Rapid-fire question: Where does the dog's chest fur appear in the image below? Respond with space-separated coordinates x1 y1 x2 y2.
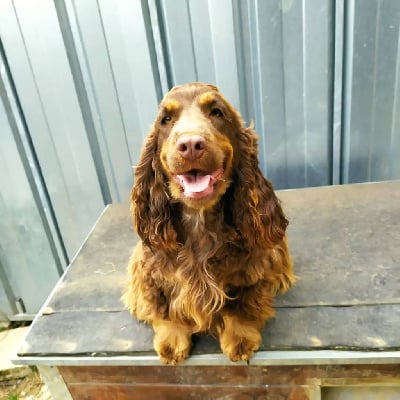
145 209 274 330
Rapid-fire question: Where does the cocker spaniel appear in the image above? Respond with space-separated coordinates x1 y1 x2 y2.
123 82 295 364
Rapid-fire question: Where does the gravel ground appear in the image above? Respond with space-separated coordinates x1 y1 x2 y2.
0 366 52 400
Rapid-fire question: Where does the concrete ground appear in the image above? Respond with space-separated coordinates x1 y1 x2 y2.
0 324 29 371
0 324 50 400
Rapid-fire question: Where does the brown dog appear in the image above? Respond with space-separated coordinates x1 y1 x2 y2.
122 82 295 364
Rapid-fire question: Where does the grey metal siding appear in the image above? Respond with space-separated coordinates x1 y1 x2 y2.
342 0 400 183
0 0 399 319
61 0 163 202
0 54 61 316
238 0 335 189
0 0 105 259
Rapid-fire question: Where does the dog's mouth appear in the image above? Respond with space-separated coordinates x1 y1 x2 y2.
174 169 224 199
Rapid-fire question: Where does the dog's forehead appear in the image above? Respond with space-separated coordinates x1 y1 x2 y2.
169 82 219 96
161 83 221 109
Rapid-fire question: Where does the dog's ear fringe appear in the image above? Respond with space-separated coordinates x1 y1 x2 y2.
232 126 288 249
130 126 178 251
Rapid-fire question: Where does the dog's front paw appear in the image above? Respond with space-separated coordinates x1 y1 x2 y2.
219 325 262 362
154 336 191 365
153 322 192 365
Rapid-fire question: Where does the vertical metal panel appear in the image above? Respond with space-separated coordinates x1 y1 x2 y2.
0 0 104 258
187 0 216 82
97 0 161 171
147 0 170 94
246 0 287 183
206 0 240 109
61 0 161 201
342 0 400 183
53 0 112 206
332 0 345 185
300 0 334 188
242 0 334 188
160 0 241 108
160 0 198 84
62 0 131 203
0 73 60 316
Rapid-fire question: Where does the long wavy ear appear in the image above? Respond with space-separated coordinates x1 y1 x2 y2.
131 125 178 250
233 126 288 249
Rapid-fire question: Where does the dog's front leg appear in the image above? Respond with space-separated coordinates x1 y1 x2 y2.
218 282 276 362
218 313 263 362
152 319 192 365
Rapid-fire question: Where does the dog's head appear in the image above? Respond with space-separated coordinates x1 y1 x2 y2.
131 83 288 250
158 83 238 209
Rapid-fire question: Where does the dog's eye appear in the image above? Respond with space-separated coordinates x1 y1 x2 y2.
161 115 171 125
210 108 223 118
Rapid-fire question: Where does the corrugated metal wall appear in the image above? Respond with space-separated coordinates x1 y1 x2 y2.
0 0 399 320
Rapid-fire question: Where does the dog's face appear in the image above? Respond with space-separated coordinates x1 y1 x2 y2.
132 82 288 251
157 83 238 209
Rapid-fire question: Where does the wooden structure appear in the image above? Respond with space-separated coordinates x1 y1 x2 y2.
14 182 400 399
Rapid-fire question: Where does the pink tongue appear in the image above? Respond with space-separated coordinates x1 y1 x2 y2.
176 172 215 198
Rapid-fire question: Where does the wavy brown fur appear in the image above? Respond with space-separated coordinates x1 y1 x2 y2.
123 82 295 364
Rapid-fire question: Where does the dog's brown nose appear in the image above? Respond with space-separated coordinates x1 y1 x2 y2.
176 135 206 160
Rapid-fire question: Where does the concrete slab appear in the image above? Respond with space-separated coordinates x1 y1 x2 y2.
0 326 51 400
0 326 29 371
